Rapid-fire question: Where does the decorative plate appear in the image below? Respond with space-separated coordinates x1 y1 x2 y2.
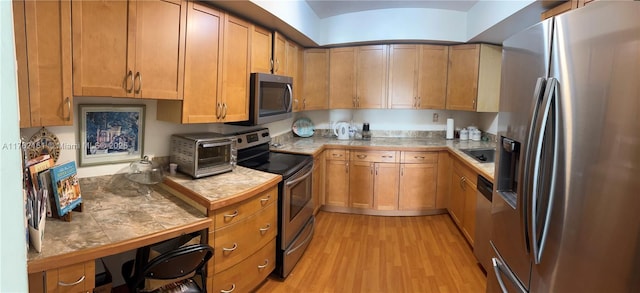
27 127 61 163
292 117 315 137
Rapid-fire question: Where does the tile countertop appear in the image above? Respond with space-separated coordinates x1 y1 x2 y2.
271 136 496 182
162 166 282 210
27 174 210 273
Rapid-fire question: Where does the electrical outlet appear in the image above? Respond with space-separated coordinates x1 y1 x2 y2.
432 113 439 122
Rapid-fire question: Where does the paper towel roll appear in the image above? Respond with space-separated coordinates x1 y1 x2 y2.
446 118 454 140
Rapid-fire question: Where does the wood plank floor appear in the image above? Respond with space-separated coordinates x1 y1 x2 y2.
254 211 486 293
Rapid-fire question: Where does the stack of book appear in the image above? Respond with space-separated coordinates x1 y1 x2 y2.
24 155 83 252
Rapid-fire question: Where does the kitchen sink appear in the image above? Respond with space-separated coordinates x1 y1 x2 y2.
460 148 495 163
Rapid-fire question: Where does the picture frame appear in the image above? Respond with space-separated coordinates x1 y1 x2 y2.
78 104 145 167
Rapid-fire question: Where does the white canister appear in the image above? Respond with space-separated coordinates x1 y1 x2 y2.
459 128 469 140
471 129 482 141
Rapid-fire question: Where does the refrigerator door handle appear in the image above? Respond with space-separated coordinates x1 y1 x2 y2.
492 257 528 293
522 77 547 253
530 78 560 264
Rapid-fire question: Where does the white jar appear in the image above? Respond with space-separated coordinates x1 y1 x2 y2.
459 128 469 140
471 129 482 141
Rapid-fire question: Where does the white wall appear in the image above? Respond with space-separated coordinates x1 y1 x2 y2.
0 1 29 290
20 97 214 178
294 109 494 134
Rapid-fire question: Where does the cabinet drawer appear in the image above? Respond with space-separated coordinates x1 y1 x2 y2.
213 202 276 273
350 150 397 162
325 149 348 160
214 187 277 229
453 159 477 186
45 260 95 293
401 151 438 164
212 239 276 293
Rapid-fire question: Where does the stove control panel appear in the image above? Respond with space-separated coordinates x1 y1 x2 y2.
236 128 271 150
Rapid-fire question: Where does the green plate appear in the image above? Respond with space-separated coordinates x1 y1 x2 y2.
292 117 315 137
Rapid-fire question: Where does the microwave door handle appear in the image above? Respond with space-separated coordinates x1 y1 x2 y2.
285 84 293 112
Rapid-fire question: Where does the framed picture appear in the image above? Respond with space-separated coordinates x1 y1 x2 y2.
78 104 145 166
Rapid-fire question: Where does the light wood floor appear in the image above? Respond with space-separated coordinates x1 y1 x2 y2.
254 211 486 293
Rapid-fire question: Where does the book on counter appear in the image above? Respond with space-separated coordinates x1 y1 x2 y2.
49 161 82 217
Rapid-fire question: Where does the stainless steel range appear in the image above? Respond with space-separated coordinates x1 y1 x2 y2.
221 126 314 278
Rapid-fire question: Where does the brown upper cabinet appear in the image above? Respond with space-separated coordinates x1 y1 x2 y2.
273 31 287 75
388 44 448 109
13 0 73 128
329 45 388 109
251 25 273 74
72 0 186 100
446 44 501 112
301 49 329 111
157 4 250 123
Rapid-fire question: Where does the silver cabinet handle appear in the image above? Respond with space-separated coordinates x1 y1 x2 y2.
221 283 236 293
332 153 342 158
417 96 421 108
134 72 142 94
460 177 467 190
259 224 271 234
382 155 393 158
216 102 222 119
352 97 356 108
224 210 239 219
356 154 367 159
126 70 134 93
414 156 425 160
222 242 238 252
58 275 85 287
65 97 71 121
270 59 274 72
260 195 271 205
257 259 269 270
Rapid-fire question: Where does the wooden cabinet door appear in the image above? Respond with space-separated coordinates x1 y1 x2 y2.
399 163 438 210
133 0 185 100
285 41 298 77
325 159 349 207
177 1 222 123
273 31 286 75
72 0 131 98
303 49 329 111
219 14 250 122
46 261 95 293
449 168 465 226
418 45 448 109
329 47 356 109
17 0 72 127
374 163 400 210
294 46 305 112
462 180 477 245
388 44 418 109
251 25 272 74
312 152 325 214
356 45 388 109
349 161 374 209
446 44 480 111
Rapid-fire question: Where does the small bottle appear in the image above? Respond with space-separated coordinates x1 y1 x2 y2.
362 123 371 140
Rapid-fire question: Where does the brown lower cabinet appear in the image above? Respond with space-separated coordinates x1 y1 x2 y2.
323 148 444 215
29 261 96 293
448 158 478 245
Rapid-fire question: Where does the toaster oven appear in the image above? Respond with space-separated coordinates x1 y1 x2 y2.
170 133 236 178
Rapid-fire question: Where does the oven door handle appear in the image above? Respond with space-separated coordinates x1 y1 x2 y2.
286 220 315 256
285 167 312 187
200 141 232 148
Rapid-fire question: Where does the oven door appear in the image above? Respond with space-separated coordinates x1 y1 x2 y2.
281 162 313 249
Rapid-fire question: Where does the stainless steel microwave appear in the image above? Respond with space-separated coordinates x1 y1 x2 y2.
232 73 293 126
170 133 236 178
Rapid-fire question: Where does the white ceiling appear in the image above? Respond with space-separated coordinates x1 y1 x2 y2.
305 0 479 18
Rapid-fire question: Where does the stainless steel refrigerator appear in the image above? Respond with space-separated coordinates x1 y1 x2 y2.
488 2 640 293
